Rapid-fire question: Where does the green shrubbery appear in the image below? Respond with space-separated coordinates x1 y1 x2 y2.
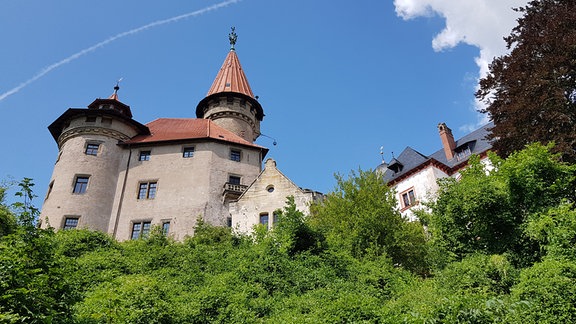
2 143 576 322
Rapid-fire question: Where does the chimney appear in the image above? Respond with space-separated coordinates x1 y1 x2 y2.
438 123 456 160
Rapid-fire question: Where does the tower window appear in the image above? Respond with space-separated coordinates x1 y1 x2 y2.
73 176 89 194
63 217 79 230
131 221 151 239
138 181 157 199
85 143 100 156
183 147 195 158
139 150 151 161
230 149 241 162
85 116 97 123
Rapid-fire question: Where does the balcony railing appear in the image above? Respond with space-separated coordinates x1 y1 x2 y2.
223 182 248 199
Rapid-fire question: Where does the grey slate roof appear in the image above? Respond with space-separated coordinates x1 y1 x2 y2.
379 123 493 183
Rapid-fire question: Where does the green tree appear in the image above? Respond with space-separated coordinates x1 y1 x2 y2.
477 0 576 162
424 155 516 263
508 259 576 323
0 186 16 237
425 144 576 266
266 196 325 256
309 169 428 274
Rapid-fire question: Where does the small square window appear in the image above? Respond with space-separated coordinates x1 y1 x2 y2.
230 149 241 162
183 147 195 158
228 175 241 185
139 151 151 161
85 143 100 156
85 116 97 123
63 217 79 230
131 221 151 239
73 176 89 194
138 181 157 199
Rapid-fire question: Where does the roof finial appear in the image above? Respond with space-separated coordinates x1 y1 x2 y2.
229 26 237 51
108 77 123 100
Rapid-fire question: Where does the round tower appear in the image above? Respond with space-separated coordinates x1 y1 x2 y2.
40 86 149 232
196 27 264 143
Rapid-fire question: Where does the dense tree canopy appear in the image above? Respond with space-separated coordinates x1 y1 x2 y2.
477 0 576 162
2 148 576 323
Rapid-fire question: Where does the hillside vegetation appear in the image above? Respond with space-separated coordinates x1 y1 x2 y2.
1 143 576 323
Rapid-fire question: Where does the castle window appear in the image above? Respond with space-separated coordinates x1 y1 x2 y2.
85 143 100 156
73 176 89 194
455 143 473 162
85 116 96 123
138 181 157 199
183 147 195 158
400 188 416 209
226 217 232 227
162 221 170 235
230 149 241 162
63 217 79 230
259 213 269 227
139 150 151 161
228 175 241 185
131 221 151 239
273 212 279 225
101 117 112 125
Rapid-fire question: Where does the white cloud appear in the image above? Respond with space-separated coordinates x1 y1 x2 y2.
394 0 529 123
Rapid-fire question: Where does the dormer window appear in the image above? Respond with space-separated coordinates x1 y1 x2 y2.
455 142 475 162
387 159 403 174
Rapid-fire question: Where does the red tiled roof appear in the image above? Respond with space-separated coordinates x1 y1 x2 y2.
206 50 254 98
123 118 266 149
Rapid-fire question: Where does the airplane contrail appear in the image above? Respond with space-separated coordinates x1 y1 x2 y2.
0 0 240 102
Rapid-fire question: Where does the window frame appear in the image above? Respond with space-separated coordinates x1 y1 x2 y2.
131 221 152 240
182 146 195 158
228 175 241 185
138 150 151 161
259 212 269 227
230 149 241 162
73 176 89 194
63 216 80 230
85 143 100 156
162 221 170 235
400 188 417 209
138 181 158 200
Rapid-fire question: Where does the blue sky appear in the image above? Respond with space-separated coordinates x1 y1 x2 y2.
0 0 527 205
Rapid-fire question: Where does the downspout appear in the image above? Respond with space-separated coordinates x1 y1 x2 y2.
112 147 132 238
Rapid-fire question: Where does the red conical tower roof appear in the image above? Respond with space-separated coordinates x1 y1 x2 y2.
206 50 255 98
196 28 263 121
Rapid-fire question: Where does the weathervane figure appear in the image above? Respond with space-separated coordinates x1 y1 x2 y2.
229 26 237 50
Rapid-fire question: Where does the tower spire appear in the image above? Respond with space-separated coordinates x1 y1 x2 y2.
108 78 123 101
195 28 264 143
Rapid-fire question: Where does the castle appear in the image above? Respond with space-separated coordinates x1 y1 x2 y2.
40 29 322 241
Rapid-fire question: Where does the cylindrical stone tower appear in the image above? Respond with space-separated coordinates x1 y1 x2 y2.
195 27 264 143
40 87 149 232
